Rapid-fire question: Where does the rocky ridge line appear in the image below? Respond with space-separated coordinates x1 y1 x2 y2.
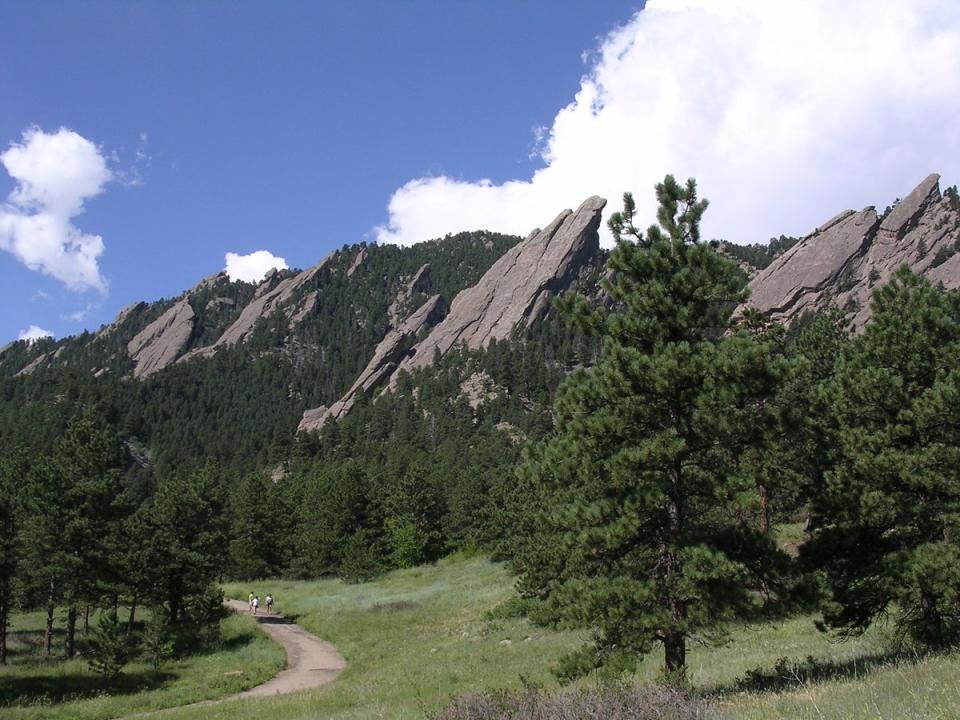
298 195 606 433
740 174 960 328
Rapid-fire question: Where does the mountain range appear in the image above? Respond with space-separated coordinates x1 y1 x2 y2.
1 174 957 473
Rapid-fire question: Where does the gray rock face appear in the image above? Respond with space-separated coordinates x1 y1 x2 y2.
394 195 605 379
347 247 367 277
387 263 432 326
128 298 196 379
181 253 334 363
741 174 960 329
298 294 446 432
297 196 606 434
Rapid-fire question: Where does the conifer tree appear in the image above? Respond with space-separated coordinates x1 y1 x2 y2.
0 450 25 664
512 177 791 681
805 268 960 648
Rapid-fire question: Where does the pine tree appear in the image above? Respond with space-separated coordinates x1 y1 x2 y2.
512 177 791 681
0 449 25 664
805 268 960 648
140 464 226 624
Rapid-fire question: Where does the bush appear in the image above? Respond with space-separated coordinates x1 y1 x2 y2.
139 611 174 670
87 612 130 682
433 684 709 720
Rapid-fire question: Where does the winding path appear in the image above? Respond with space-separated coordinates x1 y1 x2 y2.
126 600 345 717
223 599 346 697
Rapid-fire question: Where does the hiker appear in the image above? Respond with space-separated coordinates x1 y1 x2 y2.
248 591 255 611
266 593 274 613
252 595 259 615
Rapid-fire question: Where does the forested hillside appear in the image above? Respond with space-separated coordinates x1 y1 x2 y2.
0 231 520 475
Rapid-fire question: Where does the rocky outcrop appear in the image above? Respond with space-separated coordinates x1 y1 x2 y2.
394 196 606 379
97 301 146 338
297 196 606 434
128 298 196 379
347 247 367 277
298 294 446 432
181 253 334 362
15 351 50 377
387 264 432 326
741 174 960 329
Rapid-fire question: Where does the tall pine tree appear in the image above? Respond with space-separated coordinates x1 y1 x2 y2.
512 177 791 680
805 268 960 648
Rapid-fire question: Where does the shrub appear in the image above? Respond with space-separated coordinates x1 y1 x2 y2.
87 612 130 682
139 611 174 670
432 684 709 720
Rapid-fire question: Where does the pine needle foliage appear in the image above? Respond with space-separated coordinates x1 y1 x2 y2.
512 176 792 682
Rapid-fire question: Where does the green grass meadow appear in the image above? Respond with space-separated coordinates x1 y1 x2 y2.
0 608 284 719
3 554 960 719
161 554 959 720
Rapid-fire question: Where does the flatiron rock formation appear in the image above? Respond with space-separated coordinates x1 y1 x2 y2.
128 298 196 379
298 294 446 432
394 195 606 378
741 174 960 329
298 196 606 433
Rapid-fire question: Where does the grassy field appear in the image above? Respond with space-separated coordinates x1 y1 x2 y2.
0 608 285 719
6 554 959 719
144 553 959 720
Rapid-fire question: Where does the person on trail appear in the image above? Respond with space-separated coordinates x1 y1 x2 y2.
253 595 259 615
266 594 274 613
249 591 255 611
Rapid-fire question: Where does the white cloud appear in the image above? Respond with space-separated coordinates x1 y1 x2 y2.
0 127 111 290
224 250 289 283
18 325 53 343
376 0 960 247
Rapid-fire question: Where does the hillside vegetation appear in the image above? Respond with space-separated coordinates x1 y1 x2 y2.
2 177 960 717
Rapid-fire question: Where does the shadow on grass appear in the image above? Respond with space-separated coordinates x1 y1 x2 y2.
0 669 175 707
716 649 924 696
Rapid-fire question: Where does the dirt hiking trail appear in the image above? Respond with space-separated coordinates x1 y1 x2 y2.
224 598 346 697
125 600 345 717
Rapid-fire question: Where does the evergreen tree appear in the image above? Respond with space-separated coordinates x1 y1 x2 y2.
140 464 226 624
805 268 960 648
0 449 25 664
512 177 791 681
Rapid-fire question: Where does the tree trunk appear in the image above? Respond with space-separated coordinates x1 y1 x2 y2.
44 579 55 657
758 483 770 535
127 594 138 636
0 595 7 665
83 605 90 635
921 589 944 649
65 606 77 658
663 464 687 681
664 629 686 678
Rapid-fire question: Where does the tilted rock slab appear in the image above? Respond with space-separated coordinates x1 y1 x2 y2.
298 294 446 432
180 253 334 363
128 298 196 379
393 195 606 379
297 196 606 434
741 174 960 329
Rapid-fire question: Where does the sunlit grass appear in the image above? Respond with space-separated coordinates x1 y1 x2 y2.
0 608 284 720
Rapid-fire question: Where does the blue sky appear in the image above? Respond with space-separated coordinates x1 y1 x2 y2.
0 1 642 341
2 0 960 343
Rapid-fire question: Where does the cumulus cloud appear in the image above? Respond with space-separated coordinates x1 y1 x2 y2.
0 127 112 290
18 325 53 343
376 0 960 247
224 250 289 283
